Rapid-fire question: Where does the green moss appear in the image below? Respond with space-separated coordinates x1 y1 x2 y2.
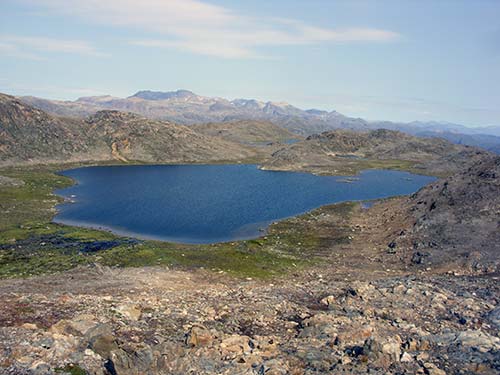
96 240 308 279
306 158 428 177
55 364 87 375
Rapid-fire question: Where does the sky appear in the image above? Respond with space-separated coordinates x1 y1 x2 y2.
1 0 499 127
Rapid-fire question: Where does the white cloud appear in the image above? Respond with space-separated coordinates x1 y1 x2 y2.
0 35 107 59
22 0 400 59
130 40 258 60
0 41 47 60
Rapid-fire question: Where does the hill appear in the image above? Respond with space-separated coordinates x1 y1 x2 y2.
261 129 489 176
402 154 500 270
412 130 500 154
20 91 356 134
0 93 256 165
0 93 100 164
191 120 302 145
364 154 500 272
129 89 197 101
84 110 257 163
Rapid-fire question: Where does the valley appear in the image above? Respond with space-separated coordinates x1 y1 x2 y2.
0 90 498 374
0 0 500 375
2 1 499 373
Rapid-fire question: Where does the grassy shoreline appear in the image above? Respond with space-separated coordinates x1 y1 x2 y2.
0 161 359 279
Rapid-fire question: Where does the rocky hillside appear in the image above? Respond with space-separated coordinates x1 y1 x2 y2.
0 93 100 164
84 111 256 163
191 120 302 145
262 129 488 176
0 93 256 165
397 154 500 271
343 153 500 274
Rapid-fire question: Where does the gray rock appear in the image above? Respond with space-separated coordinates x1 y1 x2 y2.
106 345 154 375
487 305 500 329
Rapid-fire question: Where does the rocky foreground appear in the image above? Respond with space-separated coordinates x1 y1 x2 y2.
0 264 498 375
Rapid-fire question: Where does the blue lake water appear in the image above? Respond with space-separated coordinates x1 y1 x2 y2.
54 164 435 244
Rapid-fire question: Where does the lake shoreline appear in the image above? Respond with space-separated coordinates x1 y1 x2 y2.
53 164 436 244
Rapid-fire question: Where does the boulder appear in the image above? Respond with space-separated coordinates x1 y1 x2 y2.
84 324 118 359
423 362 446 375
320 295 336 308
89 334 118 359
21 323 38 330
106 344 154 375
113 304 142 321
364 335 402 364
487 305 500 329
220 335 253 358
184 325 213 347
455 330 500 352
50 315 98 337
426 330 500 352
400 351 413 362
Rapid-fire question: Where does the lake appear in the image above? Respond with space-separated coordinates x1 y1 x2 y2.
54 164 435 244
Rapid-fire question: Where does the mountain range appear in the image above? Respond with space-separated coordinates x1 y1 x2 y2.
1 91 490 181
19 90 500 154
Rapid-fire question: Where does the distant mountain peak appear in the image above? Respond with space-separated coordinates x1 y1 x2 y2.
129 89 196 101
305 109 329 116
231 99 266 109
266 101 292 108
